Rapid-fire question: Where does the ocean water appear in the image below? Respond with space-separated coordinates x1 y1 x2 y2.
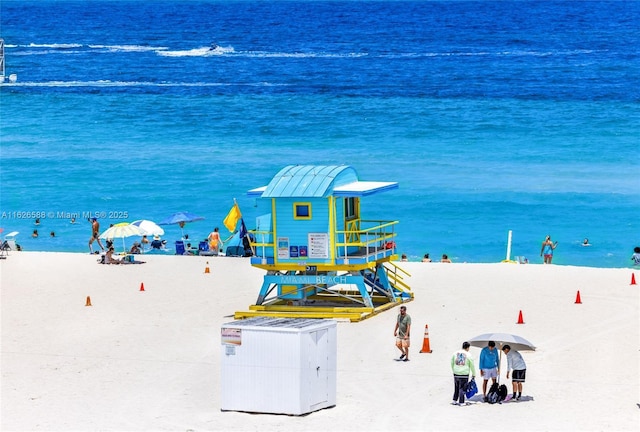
1 0 638 268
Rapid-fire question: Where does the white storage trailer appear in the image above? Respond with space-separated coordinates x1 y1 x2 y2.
220 317 337 415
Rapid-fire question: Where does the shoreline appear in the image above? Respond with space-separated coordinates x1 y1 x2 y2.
2 252 638 431
2 250 637 271
3 223 635 270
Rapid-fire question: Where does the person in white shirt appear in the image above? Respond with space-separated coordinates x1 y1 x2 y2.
503 345 527 400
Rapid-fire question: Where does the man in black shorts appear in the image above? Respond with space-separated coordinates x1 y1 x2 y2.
502 344 527 400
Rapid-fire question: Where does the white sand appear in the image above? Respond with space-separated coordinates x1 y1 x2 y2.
1 252 638 431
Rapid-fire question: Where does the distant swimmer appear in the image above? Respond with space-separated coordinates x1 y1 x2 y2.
582 238 592 247
209 43 219 51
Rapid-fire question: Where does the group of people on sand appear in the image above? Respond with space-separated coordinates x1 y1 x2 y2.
89 216 167 262
88 217 180 256
91 218 226 260
394 306 528 406
450 340 526 405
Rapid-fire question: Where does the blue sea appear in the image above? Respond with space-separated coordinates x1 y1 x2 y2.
1 0 638 268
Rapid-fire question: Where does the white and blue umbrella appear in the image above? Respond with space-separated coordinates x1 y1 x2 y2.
131 219 165 236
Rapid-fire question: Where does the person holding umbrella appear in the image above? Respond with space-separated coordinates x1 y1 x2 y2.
502 344 527 401
479 341 500 402
451 341 476 405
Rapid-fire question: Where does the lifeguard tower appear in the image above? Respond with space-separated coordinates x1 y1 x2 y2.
235 165 412 322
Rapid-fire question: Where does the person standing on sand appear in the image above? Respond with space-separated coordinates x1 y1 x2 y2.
451 341 476 406
479 341 500 401
502 344 527 401
393 305 411 362
88 217 105 253
540 235 557 264
208 227 221 255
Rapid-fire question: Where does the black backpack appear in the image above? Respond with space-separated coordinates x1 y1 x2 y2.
486 383 508 404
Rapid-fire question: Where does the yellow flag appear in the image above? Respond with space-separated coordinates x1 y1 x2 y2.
223 202 242 232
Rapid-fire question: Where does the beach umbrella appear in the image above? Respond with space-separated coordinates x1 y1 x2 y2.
467 333 536 352
130 219 165 236
99 222 145 252
467 333 535 383
158 211 205 238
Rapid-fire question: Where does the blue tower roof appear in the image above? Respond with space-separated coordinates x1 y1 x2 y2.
247 165 398 198
259 165 357 198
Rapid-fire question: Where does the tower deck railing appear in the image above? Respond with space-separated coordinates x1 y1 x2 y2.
249 219 398 266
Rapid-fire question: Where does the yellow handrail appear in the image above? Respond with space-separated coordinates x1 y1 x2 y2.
249 219 398 260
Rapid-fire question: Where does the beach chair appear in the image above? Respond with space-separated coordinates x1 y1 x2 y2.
198 241 217 256
175 240 186 255
0 240 9 259
4 231 19 252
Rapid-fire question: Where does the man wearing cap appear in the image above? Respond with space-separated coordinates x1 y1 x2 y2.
88 217 104 253
393 305 411 362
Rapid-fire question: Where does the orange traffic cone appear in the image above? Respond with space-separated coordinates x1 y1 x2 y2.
517 310 524 324
575 290 582 304
85 296 92 307
140 282 145 292
631 273 637 285
419 324 433 353
204 261 210 274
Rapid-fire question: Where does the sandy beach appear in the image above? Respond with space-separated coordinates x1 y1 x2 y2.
1 252 638 431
